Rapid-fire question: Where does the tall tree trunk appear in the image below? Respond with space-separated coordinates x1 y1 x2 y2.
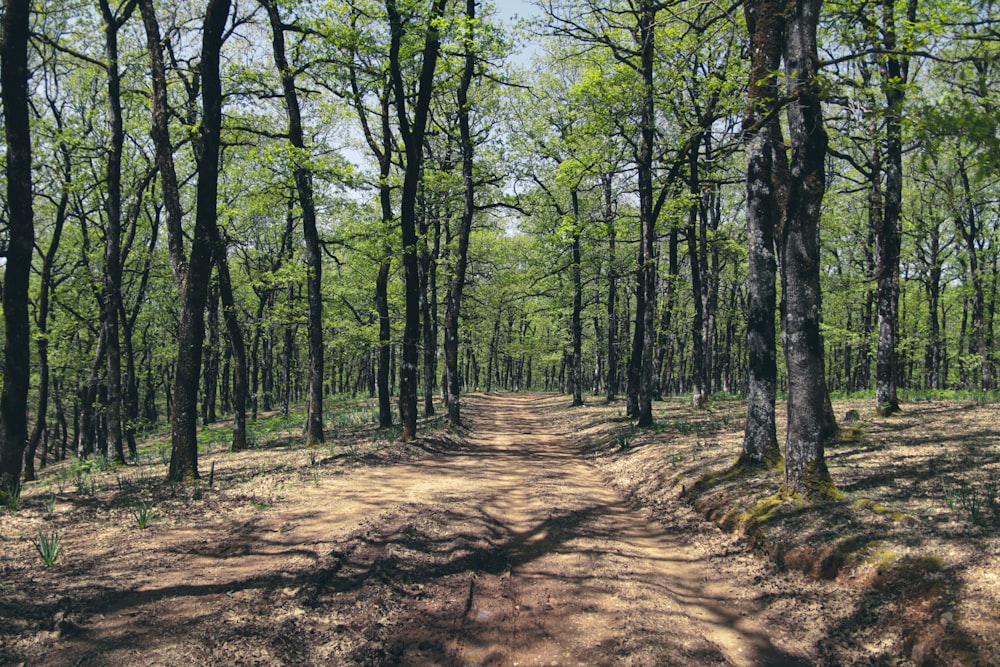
443 0 476 425
635 0 658 427
740 0 782 468
376 256 393 427
603 174 619 402
874 0 913 415
202 281 220 425
570 189 584 406
686 140 709 410
957 163 994 390
121 202 160 459
169 0 231 482
924 226 942 388
212 232 249 451
424 213 440 416
653 225 679 399
100 0 138 465
262 0 324 444
25 141 70 480
140 0 187 287
781 0 836 497
387 0 447 440
0 0 34 497
281 286 294 416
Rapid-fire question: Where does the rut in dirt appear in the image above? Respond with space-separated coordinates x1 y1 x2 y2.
368 392 804 666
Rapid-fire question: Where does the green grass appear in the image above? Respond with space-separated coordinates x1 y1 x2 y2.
130 502 157 529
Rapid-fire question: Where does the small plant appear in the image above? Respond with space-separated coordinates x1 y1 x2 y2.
44 492 57 513
943 479 998 526
344 439 362 459
986 479 1000 525
959 485 984 525
131 502 156 529
191 484 204 501
614 428 635 451
34 530 61 566
116 473 132 494
670 419 694 435
2 483 22 512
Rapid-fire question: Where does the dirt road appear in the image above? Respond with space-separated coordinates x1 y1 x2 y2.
27 393 806 665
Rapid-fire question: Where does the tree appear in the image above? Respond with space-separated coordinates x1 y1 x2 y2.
386 0 448 441
169 0 232 482
442 0 478 424
0 0 35 498
780 0 836 496
261 0 324 445
98 0 139 465
739 0 783 468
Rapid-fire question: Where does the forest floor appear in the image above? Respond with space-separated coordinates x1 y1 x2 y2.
1 392 998 666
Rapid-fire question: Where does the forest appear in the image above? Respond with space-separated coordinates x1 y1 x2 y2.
0 0 998 500
1 0 1000 663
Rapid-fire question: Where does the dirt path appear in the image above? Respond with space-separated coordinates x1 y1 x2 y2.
23 393 805 665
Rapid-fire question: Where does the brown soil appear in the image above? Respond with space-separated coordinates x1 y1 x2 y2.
1 392 997 665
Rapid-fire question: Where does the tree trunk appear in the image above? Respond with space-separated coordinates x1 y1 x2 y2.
443 0 477 425
635 0 658 427
100 0 138 466
570 189 584 406
202 282 220 425
387 0 447 440
376 257 393 427
262 0 324 444
686 141 709 410
603 174 619 402
25 141 70 480
739 0 782 468
957 163 994 390
212 232 249 451
419 204 439 417
781 0 836 497
281 287 294 416
140 0 187 287
169 0 231 483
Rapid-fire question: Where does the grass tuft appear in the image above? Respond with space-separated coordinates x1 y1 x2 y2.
34 530 61 566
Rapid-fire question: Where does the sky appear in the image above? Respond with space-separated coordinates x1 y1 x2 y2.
491 0 540 21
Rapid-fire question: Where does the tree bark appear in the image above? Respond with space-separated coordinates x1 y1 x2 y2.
419 202 438 417
387 0 447 440
202 282 221 425
1 0 34 497
603 174 619 402
100 0 138 465
376 256 393 427
686 140 709 410
781 0 836 497
262 0 324 444
169 0 231 482
212 232 249 451
442 0 477 424
740 0 782 468
139 0 187 287
569 189 584 406
636 0 657 427
25 140 70 480
874 0 914 415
